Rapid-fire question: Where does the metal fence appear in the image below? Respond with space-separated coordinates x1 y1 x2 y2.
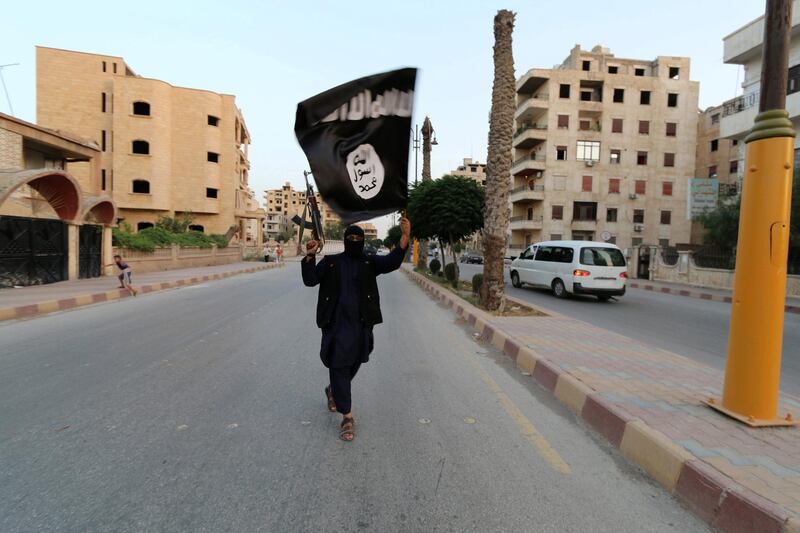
693 247 736 270
660 246 679 266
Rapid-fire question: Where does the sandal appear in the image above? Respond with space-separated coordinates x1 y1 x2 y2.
324 385 336 412
340 417 355 442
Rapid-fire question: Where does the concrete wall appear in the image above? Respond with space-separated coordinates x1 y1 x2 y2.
112 245 243 274
0 129 23 168
652 249 800 297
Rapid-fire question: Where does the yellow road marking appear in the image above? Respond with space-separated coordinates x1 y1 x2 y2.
463 351 571 475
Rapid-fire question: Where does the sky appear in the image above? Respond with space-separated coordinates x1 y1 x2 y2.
2 0 764 238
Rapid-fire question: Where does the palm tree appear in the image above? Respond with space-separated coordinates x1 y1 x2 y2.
481 9 515 311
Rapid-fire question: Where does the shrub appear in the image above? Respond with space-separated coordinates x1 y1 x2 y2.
429 258 441 275
472 273 483 295
444 262 457 282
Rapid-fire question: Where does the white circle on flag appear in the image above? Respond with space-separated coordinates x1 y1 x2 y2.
346 144 385 200
601 231 612 242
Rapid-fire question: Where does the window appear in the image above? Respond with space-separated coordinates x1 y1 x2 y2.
606 208 618 222
666 122 677 136
559 84 571 98
610 149 621 164
789 64 800 95
133 101 151 116
632 237 643 246
708 165 718 178
576 140 601 161
667 93 678 107
635 180 647 195
207 152 220 163
206 187 218 199
137 222 153 231
579 120 591 131
609 178 620 193
711 113 720 125
640 91 651 105
582 60 591 71
573 202 597 221
102 61 107 73
669 66 680 80
556 145 567 161
189 225 205 233
552 205 564 220
102 92 107 113
664 152 675 167
612 118 623 133
208 115 220 126
580 91 592 102
661 210 672 225
101 169 106 191
662 182 673 196
101 130 107 152
113 63 117 74
639 120 650 134
637 151 648 165
132 140 149 155
732 139 739 146
608 65 618 74
580 247 625 266
132 179 150 194
635 68 645 76
550 234 562 241
582 175 593 192
730 160 739 174
613 88 624 103
710 139 719 152
536 246 573 263
633 209 645 224
557 114 569 129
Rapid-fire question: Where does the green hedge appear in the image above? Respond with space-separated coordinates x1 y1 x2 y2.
112 226 229 252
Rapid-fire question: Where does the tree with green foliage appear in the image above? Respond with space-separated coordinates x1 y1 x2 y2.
275 229 293 243
324 221 345 240
368 238 383 250
407 175 485 287
156 213 195 234
384 224 402 249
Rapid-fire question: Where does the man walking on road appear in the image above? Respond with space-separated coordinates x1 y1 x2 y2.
301 217 411 441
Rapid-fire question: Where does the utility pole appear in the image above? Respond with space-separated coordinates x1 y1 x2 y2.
708 0 797 426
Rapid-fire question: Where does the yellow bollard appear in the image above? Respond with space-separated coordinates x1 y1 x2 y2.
707 110 797 426
412 239 419 266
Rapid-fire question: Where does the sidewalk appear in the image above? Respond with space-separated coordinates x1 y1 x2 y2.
0 262 283 321
628 278 800 314
404 265 800 533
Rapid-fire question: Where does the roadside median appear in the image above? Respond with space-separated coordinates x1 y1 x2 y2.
403 264 800 533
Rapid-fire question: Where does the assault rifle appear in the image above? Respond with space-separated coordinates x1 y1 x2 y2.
291 171 325 254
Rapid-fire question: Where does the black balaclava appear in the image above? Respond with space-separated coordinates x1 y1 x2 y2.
343 225 365 257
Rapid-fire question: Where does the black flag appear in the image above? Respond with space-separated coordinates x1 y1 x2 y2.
294 68 417 225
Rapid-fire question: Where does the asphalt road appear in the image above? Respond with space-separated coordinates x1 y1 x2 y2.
0 264 706 532
457 262 800 396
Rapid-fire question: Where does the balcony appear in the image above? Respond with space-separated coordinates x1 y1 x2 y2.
510 184 545 203
516 71 548 95
515 94 549 122
570 218 597 232
513 124 547 149
510 215 543 231
511 154 546 176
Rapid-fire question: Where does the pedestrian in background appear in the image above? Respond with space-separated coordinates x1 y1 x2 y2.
105 254 138 296
277 244 283 263
301 217 411 441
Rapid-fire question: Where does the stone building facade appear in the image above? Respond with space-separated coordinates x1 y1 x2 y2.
263 181 340 240
450 157 486 186
35 46 263 245
510 45 700 257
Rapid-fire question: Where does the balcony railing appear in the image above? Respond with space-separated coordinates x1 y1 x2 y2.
721 91 760 117
511 184 545 194
510 215 544 222
516 94 549 109
514 124 548 138
512 154 546 167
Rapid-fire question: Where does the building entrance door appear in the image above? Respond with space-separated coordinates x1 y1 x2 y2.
79 224 102 279
0 215 67 288
637 246 651 279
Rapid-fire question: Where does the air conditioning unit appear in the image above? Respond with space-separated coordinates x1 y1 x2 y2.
633 224 643 232
585 160 594 167
629 194 638 200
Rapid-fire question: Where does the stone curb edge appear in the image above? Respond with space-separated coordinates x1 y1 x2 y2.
403 267 799 533
0 263 284 322
628 281 800 315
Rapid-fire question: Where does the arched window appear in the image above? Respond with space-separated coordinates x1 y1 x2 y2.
137 222 154 231
133 101 151 116
189 224 204 233
132 179 150 194
132 140 149 155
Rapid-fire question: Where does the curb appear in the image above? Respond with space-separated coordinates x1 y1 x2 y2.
0 263 284 322
628 281 800 315
404 267 798 533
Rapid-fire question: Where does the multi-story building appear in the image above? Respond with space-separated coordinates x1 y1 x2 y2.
263 181 340 240
358 223 378 241
450 157 486 185
36 46 264 245
510 45 699 258
720 0 800 164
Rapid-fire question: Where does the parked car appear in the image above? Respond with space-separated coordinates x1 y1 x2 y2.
509 240 627 301
460 252 484 264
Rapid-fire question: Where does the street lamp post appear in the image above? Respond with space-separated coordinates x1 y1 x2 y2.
415 116 437 269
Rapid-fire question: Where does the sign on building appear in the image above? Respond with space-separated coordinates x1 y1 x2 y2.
687 178 719 219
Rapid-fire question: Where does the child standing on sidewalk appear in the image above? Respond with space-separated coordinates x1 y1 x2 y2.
105 255 138 296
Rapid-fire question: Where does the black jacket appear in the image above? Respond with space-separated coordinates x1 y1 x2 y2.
301 245 407 329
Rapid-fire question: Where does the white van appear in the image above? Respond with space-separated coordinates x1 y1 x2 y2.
509 240 627 301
